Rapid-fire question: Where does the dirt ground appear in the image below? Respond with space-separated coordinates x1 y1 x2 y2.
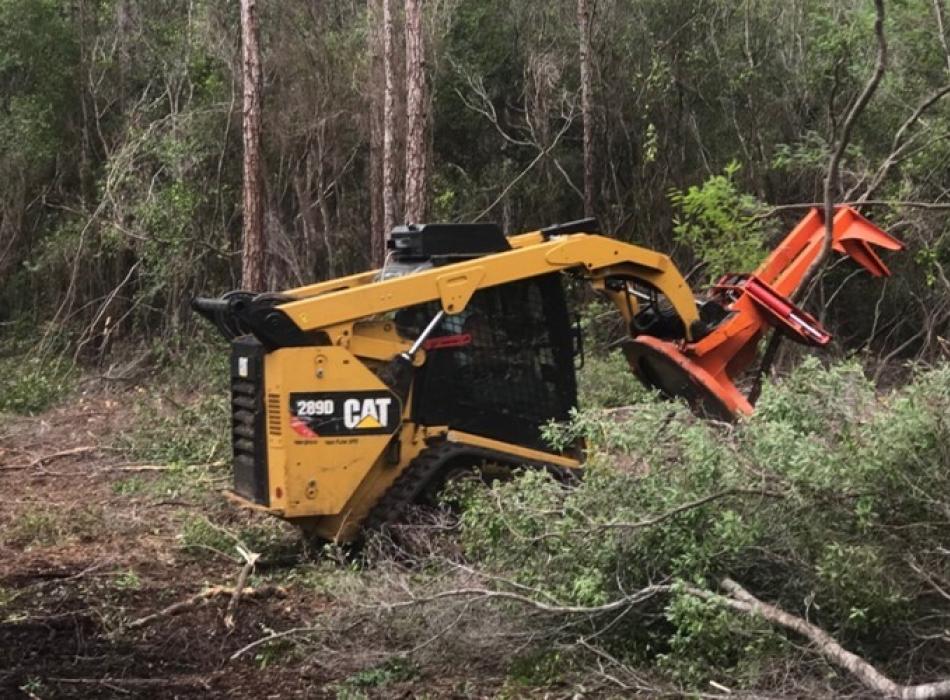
0 382 497 699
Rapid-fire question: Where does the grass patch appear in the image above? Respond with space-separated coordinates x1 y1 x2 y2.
0 354 75 415
334 658 418 698
503 649 570 690
177 514 300 560
112 462 224 501
115 392 230 465
111 476 147 496
7 511 62 547
252 638 297 670
147 333 230 392
155 462 225 499
112 569 142 591
112 338 231 465
4 505 106 547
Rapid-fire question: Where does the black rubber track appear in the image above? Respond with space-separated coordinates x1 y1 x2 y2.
361 441 472 535
362 441 580 537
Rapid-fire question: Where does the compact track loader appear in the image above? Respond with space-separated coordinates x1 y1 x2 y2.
194 207 902 542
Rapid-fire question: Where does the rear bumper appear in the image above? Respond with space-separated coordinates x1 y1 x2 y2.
222 489 283 516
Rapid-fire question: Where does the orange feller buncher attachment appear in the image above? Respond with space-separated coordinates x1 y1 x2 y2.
624 207 904 419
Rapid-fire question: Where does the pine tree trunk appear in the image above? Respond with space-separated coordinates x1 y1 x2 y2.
403 0 428 223
240 0 265 291
578 0 595 218
369 0 385 266
382 0 398 239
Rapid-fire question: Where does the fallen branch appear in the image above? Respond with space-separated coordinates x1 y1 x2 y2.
49 676 211 691
229 615 371 661
0 446 102 471
126 583 284 630
379 583 670 616
230 624 331 660
339 572 950 698
706 578 950 700
105 459 226 472
27 561 113 589
105 464 174 472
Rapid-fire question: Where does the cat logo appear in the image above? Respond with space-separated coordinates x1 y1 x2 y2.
343 397 392 430
289 390 401 437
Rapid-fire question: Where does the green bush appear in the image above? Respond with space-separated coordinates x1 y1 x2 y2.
669 161 772 283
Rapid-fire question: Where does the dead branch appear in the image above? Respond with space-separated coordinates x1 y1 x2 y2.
755 200 950 217
0 446 103 471
707 578 950 700
49 676 211 691
934 0 950 75
907 557 950 604
224 544 261 630
29 560 113 587
378 583 670 616
474 114 576 222
857 83 950 202
230 618 368 660
126 583 284 630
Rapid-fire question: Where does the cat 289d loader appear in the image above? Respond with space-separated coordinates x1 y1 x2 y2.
193 207 902 542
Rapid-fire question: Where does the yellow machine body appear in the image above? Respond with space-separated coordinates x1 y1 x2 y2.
231 325 586 542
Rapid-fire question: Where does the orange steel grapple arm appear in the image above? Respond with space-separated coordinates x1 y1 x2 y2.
624 206 904 419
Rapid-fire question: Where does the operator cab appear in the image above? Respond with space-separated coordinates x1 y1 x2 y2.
383 221 579 451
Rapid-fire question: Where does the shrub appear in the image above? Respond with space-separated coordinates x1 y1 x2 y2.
669 161 772 283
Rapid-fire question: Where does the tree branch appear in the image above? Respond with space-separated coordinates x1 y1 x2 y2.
750 0 887 405
801 0 887 304
710 578 950 700
378 583 670 616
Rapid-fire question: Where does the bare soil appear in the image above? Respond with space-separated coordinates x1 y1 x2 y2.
0 382 493 699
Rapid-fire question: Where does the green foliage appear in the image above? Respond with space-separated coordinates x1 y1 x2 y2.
658 587 783 685
113 570 143 591
178 515 236 555
0 0 77 165
111 476 147 496
577 350 652 408
334 658 418 698
7 511 62 547
457 360 950 690
669 162 771 282
253 638 297 671
0 355 74 415
505 649 570 688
